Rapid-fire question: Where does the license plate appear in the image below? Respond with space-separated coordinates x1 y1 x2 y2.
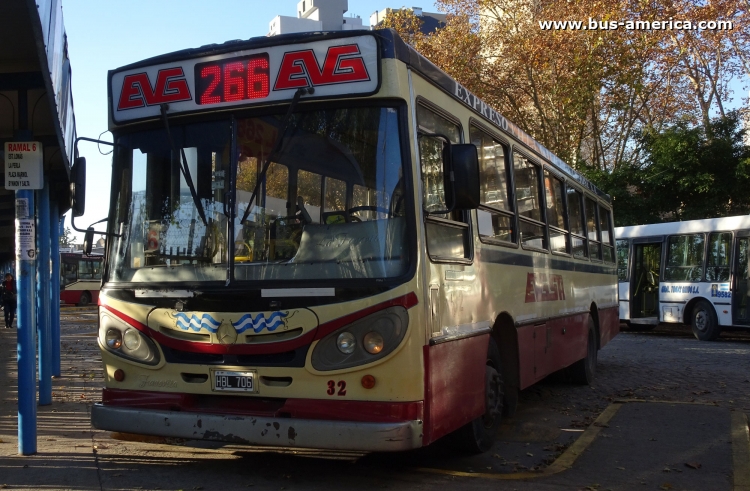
212 370 256 392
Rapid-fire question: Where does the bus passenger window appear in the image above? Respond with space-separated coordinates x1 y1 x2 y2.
297 170 322 224
513 154 546 250
567 187 587 258
706 232 732 281
323 177 347 224
417 103 471 261
545 172 568 254
470 127 514 244
665 234 705 282
585 197 601 260
616 240 629 281
600 205 615 262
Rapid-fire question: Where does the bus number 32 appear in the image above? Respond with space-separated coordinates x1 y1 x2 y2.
326 380 346 396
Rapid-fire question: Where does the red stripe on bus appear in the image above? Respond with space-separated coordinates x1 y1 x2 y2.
101 303 316 355
102 388 423 423
597 306 620 349
313 292 419 340
422 334 488 445
100 292 417 355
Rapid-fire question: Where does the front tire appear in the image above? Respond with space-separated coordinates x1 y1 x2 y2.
691 300 720 341
453 338 504 454
571 317 597 385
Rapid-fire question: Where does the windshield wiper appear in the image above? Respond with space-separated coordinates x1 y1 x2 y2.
160 103 208 227
239 87 313 225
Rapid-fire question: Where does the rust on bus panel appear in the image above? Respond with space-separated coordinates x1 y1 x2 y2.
524 272 565 303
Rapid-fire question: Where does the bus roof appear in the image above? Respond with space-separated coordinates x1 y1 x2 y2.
615 215 750 239
109 29 609 202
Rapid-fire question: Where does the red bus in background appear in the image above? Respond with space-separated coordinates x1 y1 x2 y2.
60 252 102 306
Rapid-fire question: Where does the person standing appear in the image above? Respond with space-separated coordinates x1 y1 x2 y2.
2 273 17 328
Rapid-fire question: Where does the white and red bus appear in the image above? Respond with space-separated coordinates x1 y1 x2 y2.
80 29 619 453
60 252 102 306
616 215 750 340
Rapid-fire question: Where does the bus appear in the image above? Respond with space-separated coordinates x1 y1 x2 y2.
60 252 103 306
616 215 750 341
81 29 619 453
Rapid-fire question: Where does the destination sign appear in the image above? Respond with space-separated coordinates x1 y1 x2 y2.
110 35 379 123
4 142 43 190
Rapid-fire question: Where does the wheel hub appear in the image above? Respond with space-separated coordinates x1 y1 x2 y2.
483 366 502 427
695 310 707 331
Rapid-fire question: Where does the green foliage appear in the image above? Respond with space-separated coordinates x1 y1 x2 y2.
582 111 750 226
59 226 76 247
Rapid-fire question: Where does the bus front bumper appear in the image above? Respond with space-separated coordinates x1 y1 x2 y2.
91 403 423 452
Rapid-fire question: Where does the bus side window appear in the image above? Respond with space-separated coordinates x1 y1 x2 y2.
616 240 629 281
706 232 732 282
417 103 471 261
566 187 587 259
544 171 568 254
513 153 547 251
600 204 615 262
297 170 322 224
78 260 93 280
665 234 705 282
323 177 347 224
584 197 601 260
470 126 514 244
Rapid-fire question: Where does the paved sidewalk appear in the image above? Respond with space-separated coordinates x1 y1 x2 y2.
0 311 102 489
0 316 748 490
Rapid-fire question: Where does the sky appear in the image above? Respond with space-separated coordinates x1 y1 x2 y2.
60 0 747 241
61 0 440 240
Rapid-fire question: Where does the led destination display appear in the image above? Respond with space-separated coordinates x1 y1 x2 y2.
109 35 379 124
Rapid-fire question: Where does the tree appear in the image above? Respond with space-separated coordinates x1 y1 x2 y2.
380 0 748 173
59 226 76 247
583 111 750 225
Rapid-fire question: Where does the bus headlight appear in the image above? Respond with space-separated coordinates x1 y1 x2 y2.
311 306 408 371
363 331 384 354
106 328 122 349
337 332 356 354
123 328 142 350
99 313 160 366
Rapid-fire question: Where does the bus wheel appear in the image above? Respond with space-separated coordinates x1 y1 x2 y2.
454 338 503 454
571 318 597 385
78 291 91 307
691 300 720 341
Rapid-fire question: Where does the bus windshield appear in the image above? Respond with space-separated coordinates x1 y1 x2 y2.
108 105 409 284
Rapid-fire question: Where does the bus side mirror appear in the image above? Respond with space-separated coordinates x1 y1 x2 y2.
83 227 94 255
70 156 86 217
450 144 480 210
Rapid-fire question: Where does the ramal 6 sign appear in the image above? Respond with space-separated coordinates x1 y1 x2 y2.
4 142 43 190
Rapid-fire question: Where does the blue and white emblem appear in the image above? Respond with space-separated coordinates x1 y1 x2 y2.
171 313 221 333
232 311 288 334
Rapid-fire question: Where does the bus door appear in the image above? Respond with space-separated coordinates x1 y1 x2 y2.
630 238 663 324
734 233 750 325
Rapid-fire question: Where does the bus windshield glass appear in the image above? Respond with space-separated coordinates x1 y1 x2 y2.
234 106 408 281
108 105 409 284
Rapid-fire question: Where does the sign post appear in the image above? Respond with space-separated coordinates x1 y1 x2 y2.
37 183 52 405
6 141 43 455
14 193 36 455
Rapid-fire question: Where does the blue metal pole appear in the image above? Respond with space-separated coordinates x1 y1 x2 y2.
36 183 52 405
16 189 37 455
50 202 61 377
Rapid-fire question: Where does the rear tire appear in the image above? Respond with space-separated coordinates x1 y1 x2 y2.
453 338 503 454
571 317 597 385
691 300 720 341
78 291 91 307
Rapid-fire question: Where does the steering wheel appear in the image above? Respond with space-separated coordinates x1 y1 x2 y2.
347 205 391 220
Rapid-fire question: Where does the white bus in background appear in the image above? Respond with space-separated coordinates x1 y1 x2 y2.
616 215 750 340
